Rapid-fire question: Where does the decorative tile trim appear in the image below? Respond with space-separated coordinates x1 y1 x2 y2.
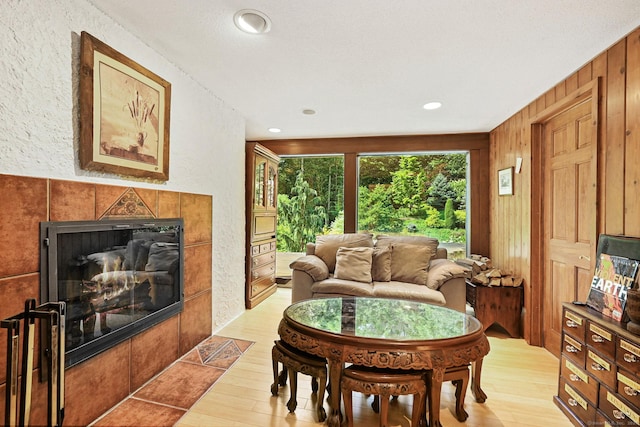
100 187 155 219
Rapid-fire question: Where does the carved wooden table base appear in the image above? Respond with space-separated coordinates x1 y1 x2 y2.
279 320 490 427
278 297 491 427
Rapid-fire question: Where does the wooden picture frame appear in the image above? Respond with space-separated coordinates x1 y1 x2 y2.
79 31 171 181
498 167 513 196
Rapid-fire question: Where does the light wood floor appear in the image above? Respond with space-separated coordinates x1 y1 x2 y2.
176 288 572 427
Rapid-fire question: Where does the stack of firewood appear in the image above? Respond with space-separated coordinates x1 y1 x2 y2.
455 254 523 287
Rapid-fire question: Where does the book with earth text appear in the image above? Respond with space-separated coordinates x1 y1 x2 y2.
586 253 640 322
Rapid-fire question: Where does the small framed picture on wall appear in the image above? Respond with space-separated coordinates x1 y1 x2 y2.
498 167 513 196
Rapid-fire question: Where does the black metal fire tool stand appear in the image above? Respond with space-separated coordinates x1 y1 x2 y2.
1 299 65 426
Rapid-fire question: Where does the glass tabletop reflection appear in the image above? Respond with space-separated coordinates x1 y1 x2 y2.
284 297 482 341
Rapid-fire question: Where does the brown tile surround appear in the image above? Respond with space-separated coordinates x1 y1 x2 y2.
91 336 253 427
0 174 213 426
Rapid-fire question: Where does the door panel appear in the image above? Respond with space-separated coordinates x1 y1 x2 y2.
543 99 597 356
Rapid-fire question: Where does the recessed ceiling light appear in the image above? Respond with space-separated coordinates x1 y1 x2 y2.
302 109 316 115
423 102 442 110
268 127 281 133
234 9 271 34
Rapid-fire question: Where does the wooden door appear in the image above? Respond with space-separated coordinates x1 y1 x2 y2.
542 98 597 355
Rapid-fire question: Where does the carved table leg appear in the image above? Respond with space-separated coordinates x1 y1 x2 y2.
326 360 343 427
278 367 288 386
287 369 298 412
412 387 427 427
453 375 469 421
428 367 445 427
271 355 279 396
379 392 390 427
316 369 327 422
471 358 487 403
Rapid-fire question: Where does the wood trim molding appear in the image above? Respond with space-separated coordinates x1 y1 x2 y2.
256 133 489 156
343 153 357 233
527 78 600 347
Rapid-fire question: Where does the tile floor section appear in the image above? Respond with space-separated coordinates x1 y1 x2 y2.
89 336 254 426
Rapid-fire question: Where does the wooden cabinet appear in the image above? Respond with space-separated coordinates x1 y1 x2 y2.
246 143 280 308
555 303 640 426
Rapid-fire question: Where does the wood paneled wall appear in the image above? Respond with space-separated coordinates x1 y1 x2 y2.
258 133 491 256
490 27 640 345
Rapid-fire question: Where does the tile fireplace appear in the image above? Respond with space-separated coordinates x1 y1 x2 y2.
39 218 184 367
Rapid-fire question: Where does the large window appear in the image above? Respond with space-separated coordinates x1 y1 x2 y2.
276 153 468 260
277 156 344 253
357 153 468 259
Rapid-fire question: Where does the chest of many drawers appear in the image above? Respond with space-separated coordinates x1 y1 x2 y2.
555 302 640 426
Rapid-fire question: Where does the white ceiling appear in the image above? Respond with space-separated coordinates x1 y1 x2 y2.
89 0 640 141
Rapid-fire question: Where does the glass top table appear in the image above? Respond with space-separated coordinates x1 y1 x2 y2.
278 297 490 427
284 296 482 341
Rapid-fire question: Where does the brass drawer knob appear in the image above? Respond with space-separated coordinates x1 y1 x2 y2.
613 410 626 420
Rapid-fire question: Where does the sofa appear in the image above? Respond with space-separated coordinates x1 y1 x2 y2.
289 233 468 312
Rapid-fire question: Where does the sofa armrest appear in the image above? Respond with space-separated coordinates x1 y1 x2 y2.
289 255 329 281
427 259 468 290
290 255 330 304
439 276 467 313
291 269 315 303
427 259 468 313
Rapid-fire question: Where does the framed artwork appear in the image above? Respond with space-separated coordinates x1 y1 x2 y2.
498 167 513 196
79 31 171 181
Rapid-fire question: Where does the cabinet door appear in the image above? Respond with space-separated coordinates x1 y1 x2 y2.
254 155 267 209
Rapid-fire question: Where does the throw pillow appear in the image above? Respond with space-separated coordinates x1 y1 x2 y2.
289 255 330 281
334 247 374 283
375 234 439 262
371 246 392 282
427 259 470 290
315 233 374 272
389 243 433 285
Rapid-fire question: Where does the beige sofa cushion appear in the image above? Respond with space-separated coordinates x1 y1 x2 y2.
310 278 375 297
334 247 373 283
388 243 433 285
289 255 330 281
427 259 469 290
315 233 374 272
373 282 446 305
371 246 392 282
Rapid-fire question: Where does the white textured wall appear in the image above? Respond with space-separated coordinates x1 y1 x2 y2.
0 0 247 332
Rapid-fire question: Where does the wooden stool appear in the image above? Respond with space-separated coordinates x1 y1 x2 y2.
425 364 470 422
270 340 327 422
341 365 426 427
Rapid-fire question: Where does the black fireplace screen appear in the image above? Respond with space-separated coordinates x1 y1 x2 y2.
40 218 184 367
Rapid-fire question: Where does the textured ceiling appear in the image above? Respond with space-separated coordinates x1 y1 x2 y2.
88 0 640 141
